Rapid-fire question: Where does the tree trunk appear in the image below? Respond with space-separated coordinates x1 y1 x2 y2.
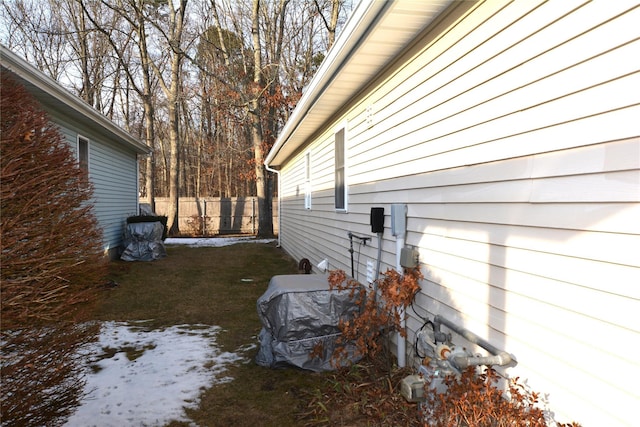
251 0 272 237
166 53 182 235
329 0 340 49
157 0 187 235
137 3 156 213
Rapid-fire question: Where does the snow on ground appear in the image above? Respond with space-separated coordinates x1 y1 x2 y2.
164 236 275 247
65 237 272 426
65 321 244 427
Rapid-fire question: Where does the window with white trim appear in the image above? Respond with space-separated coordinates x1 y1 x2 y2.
304 151 312 209
78 135 89 175
334 127 347 211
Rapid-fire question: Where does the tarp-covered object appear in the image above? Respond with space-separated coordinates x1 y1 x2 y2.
121 222 167 261
256 274 361 372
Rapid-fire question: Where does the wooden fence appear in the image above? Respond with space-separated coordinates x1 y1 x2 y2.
148 197 278 236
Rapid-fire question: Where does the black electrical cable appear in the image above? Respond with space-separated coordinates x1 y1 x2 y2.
409 298 424 320
414 318 435 359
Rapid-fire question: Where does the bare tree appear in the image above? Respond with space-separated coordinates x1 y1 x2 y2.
78 0 158 211
0 0 69 79
63 0 103 107
250 0 268 236
1 0 354 235
155 0 188 234
314 0 341 50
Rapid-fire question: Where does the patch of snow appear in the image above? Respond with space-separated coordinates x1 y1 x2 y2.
65 321 243 427
164 236 275 247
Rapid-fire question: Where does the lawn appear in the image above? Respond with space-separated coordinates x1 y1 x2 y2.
90 240 421 427
91 241 328 426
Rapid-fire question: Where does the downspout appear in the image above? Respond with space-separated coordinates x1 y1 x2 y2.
433 315 516 368
264 164 281 247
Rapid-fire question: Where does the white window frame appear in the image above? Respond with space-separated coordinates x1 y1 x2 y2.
304 151 312 210
77 135 90 175
334 123 347 212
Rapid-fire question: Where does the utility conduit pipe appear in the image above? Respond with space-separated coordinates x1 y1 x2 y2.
391 204 408 368
374 232 382 285
395 236 406 367
433 315 516 368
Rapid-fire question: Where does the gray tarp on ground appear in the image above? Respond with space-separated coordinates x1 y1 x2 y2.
120 222 167 261
256 274 361 372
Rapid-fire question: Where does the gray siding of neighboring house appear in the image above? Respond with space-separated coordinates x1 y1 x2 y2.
276 1 639 425
2 45 147 260
53 114 139 257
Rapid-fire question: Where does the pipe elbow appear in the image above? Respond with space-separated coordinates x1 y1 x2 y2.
497 351 514 366
486 352 514 367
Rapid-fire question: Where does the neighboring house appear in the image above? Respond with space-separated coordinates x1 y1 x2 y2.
265 1 639 425
1 45 150 259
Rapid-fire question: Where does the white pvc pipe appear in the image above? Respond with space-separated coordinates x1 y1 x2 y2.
264 164 281 247
396 237 406 368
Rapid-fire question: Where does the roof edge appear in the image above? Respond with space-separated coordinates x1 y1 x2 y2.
265 0 391 168
1 44 150 155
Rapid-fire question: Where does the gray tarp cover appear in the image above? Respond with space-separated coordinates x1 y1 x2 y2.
120 222 167 261
256 274 361 372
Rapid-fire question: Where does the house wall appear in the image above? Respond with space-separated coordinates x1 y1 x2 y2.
52 114 140 258
277 1 640 425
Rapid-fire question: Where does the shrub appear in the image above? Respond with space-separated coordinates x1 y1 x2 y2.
184 214 205 236
1 72 107 425
314 267 422 369
422 366 582 427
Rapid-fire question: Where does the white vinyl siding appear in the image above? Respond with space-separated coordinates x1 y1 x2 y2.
277 1 640 426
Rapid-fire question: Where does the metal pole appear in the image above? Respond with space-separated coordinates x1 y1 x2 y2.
348 232 355 278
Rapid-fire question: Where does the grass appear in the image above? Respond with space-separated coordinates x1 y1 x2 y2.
94 242 330 426
93 242 422 427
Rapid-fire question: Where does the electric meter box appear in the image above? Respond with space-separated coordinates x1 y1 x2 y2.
391 204 407 236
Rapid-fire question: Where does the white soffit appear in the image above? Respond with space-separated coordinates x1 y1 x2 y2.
266 0 454 167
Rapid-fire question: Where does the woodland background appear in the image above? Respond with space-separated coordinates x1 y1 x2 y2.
0 0 353 235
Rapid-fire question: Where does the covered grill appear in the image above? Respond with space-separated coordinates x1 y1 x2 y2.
256 274 360 372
